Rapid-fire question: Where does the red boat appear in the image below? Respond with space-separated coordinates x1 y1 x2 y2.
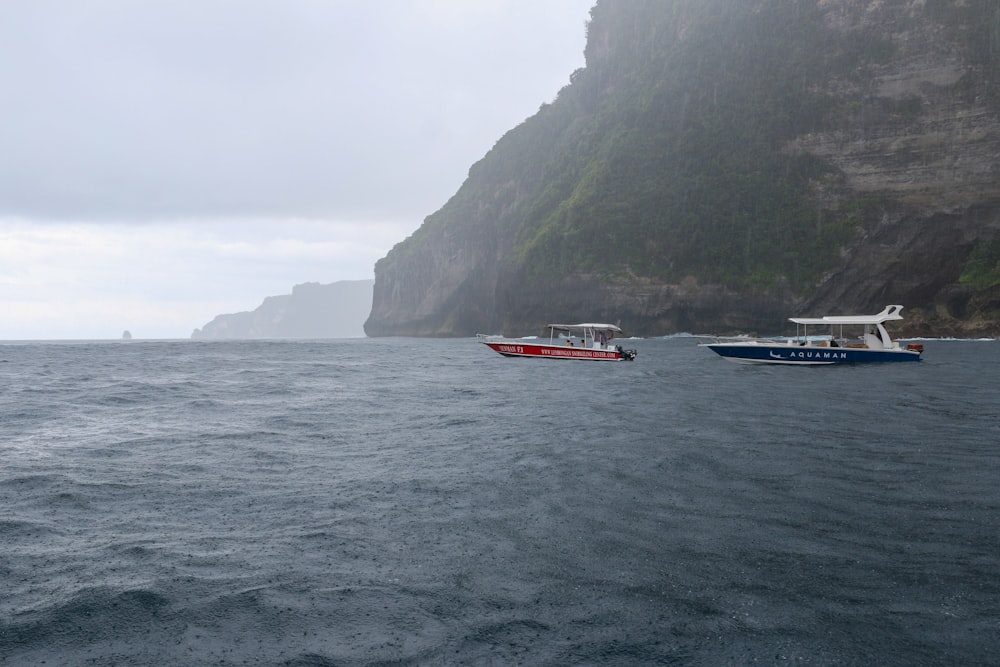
478 323 637 361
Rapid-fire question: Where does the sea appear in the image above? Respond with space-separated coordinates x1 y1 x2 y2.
1 336 997 666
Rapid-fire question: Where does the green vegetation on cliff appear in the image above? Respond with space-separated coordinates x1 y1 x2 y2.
961 240 1000 290
484 0 901 292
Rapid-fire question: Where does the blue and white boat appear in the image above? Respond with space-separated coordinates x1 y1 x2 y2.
700 304 923 365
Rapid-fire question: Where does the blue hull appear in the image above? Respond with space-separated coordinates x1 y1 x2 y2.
704 343 921 364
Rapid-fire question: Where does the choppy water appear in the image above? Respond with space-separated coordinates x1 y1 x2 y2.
1 337 998 666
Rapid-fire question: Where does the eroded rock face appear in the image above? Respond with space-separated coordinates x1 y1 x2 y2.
793 1 1000 205
790 0 1000 335
806 205 1000 337
364 223 503 337
366 1 1000 338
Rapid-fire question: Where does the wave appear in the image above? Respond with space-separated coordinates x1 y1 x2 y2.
902 336 997 341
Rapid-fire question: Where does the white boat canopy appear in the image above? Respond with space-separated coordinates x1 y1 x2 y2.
789 304 905 326
546 323 623 333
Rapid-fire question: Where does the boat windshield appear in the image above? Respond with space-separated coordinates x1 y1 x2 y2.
547 323 623 345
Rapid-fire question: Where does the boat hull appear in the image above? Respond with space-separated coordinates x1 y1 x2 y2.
483 341 630 361
702 342 921 365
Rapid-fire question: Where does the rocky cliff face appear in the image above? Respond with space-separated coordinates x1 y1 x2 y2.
792 0 1000 336
365 0 1000 338
193 280 373 339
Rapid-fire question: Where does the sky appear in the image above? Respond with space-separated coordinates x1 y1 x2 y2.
0 0 593 339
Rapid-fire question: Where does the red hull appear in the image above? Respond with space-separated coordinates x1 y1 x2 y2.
484 341 624 361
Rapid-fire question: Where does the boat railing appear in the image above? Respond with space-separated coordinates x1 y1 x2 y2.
705 335 785 345
706 334 845 347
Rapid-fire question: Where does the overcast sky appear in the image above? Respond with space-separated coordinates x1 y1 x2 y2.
0 1 593 339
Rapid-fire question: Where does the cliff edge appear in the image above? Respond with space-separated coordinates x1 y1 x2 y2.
366 0 1000 338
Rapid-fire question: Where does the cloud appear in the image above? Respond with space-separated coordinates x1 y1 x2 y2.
0 1 593 338
0 0 591 222
0 217 399 338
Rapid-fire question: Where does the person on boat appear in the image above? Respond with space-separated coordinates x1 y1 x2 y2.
829 337 838 347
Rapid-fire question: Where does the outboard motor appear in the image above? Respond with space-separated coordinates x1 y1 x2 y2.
616 345 637 361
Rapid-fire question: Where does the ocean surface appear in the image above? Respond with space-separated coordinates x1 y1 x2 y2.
1 337 998 666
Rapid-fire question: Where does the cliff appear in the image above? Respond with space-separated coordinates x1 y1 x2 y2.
192 280 373 339
365 0 1000 338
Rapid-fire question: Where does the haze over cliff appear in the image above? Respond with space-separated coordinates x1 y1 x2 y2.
365 0 1000 338
192 280 373 339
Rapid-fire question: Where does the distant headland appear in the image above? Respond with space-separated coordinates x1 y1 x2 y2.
191 280 373 339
